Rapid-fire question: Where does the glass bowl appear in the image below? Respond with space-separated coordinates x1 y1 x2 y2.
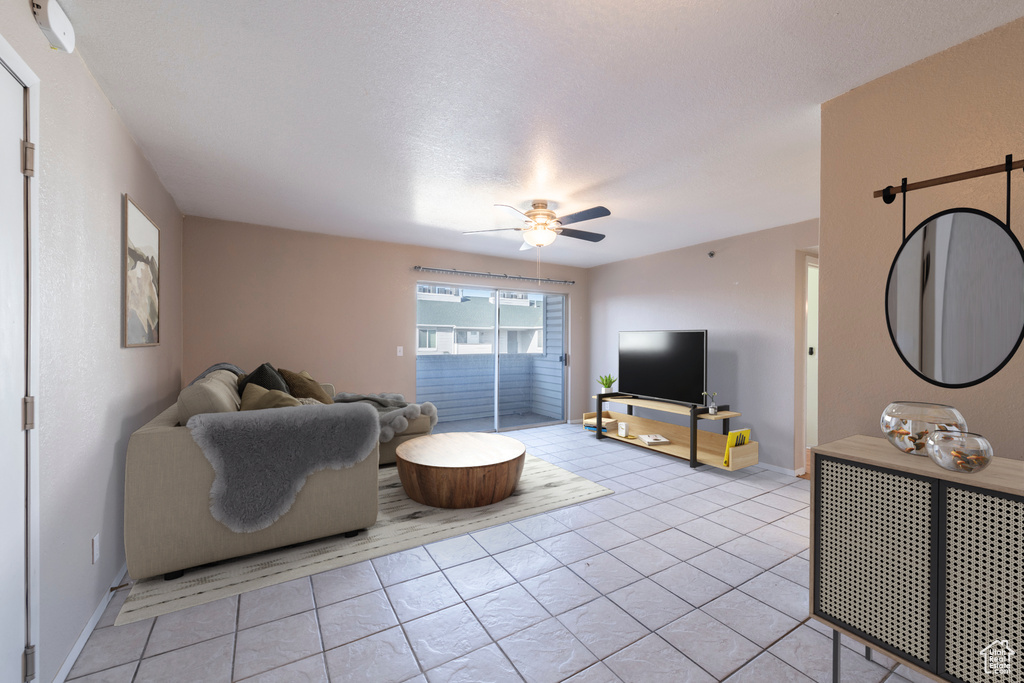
880 402 967 455
925 431 993 474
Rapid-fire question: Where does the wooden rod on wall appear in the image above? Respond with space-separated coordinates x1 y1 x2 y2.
873 157 1024 199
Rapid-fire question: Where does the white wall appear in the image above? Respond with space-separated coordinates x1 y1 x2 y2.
0 7 183 681
589 219 819 471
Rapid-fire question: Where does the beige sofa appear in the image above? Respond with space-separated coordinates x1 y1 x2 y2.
125 371 377 580
124 369 435 580
124 402 381 580
379 414 433 465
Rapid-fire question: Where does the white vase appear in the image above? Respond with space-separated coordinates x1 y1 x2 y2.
600 387 613 394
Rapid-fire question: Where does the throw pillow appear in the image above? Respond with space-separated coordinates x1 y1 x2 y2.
237 362 290 396
279 368 333 405
240 383 302 411
177 370 242 424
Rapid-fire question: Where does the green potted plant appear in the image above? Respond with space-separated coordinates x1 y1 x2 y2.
597 374 617 394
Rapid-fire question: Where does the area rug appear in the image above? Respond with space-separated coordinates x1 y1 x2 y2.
116 455 610 625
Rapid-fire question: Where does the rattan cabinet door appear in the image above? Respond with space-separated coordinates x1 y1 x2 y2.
942 484 1023 683
814 456 936 670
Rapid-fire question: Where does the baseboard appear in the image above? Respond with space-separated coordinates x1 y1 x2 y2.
754 461 801 478
53 563 128 683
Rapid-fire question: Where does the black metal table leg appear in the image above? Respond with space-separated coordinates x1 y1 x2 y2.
689 411 698 467
833 630 841 683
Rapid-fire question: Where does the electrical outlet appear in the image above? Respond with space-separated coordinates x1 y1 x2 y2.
397 346 404 357
91 533 99 565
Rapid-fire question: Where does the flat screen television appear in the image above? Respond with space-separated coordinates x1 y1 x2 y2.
618 330 707 405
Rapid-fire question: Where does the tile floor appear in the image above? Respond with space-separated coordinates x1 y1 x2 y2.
68 424 919 682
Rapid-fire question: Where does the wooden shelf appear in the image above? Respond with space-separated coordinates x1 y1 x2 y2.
585 410 758 471
593 395 740 421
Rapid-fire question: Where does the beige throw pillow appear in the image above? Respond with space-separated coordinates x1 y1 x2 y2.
279 368 334 405
177 370 241 424
240 383 302 411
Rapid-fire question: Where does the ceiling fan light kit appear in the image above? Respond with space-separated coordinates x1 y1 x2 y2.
523 226 558 247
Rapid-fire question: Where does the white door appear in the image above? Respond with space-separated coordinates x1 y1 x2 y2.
805 263 819 447
0 62 28 679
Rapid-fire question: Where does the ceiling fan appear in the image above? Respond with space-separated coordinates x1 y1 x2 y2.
464 201 610 249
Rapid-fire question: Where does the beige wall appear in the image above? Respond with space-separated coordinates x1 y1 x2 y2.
182 217 591 422
820 18 1024 460
589 219 819 472
0 7 183 682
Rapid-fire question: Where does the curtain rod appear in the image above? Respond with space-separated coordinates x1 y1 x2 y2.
875 156 1024 200
413 265 574 286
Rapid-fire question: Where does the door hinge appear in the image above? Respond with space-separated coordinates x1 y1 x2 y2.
24 644 36 682
562 353 569 367
23 396 35 430
22 141 35 177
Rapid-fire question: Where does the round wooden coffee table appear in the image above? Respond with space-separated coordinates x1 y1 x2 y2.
395 432 526 509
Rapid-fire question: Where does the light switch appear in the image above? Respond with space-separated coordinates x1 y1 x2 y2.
397 346 404 357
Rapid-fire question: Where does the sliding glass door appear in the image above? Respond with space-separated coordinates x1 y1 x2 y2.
497 290 565 429
415 283 566 432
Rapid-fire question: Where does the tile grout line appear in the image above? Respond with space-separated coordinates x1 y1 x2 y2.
229 590 241 682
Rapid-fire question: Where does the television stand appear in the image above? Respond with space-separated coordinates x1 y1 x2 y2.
587 393 758 470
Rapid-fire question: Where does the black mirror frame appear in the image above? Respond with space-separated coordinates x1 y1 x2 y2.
884 207 1024 389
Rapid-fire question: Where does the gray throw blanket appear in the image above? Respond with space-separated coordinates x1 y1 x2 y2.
333 392 438 442
187 362 245 386
186 402 380 533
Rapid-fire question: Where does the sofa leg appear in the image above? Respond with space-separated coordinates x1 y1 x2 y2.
344 530 360 538
164 569 185 581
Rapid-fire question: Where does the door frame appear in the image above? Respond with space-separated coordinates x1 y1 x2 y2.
793 250 818 474
804 260 819 448
0 32 41 671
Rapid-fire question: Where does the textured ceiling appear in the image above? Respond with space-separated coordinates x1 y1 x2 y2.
58 1 1024 267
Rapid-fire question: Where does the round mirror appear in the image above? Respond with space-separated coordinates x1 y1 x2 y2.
885 208 1024 387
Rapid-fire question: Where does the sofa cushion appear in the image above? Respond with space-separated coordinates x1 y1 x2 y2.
237 363 290 396
279 368 334 405
177 370 241 424
240 383 302 411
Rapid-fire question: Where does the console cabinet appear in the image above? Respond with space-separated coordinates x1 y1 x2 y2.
811 435 1023 683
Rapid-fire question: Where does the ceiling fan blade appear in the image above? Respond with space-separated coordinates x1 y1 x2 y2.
558 228 606 242
463 228 520 235
556 206 610 226
519 242 534 251
494 204 532 221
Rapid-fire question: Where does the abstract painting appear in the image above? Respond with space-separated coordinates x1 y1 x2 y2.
123 195 160 346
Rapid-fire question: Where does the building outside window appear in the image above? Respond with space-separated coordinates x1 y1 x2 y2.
418 328 437 350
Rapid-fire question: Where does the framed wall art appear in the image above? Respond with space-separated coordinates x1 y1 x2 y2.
123 195 160 347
